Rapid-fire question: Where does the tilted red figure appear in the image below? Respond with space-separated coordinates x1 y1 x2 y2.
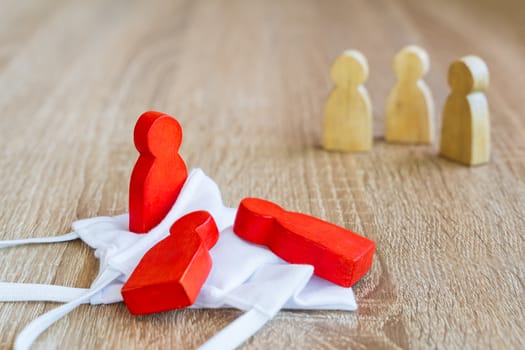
122 211 219 315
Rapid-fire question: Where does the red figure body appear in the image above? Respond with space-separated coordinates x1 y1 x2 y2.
122 211 219 315
233 198 375 287
129 111 188 233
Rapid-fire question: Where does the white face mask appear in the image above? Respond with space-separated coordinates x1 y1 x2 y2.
0 169 357 350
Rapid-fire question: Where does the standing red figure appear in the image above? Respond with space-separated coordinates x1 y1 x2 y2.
129 111 188 233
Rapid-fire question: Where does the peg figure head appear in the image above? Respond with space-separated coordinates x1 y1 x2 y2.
448 55 489 94
393 45 429 81
330 50 369 88
134 111 183 158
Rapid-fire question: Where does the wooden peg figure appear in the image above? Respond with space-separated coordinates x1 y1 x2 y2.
323 50 372 152
385 45 434 143
440 56 490 166
234 198 376 287
129 111 188 233
122 211 219 315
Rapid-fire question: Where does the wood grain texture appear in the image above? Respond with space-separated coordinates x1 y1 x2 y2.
0 0 524 349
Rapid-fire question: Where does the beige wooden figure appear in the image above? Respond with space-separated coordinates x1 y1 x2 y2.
323 50 372 152
385 45 434 143
439 55 490 166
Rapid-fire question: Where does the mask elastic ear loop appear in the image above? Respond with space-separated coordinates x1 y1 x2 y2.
0 232 80 248
198 307 272 350
0 283 89 303
13 268 122 350
197 265 314 350
0 231 102 350
0 232 88 303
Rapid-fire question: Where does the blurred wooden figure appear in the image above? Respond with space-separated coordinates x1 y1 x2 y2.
385 45 434 143
323 50 372 152
440 56 490 166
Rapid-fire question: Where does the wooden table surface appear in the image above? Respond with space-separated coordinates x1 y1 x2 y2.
1 0 524 349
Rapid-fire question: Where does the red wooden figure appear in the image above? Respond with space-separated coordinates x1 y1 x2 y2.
233 198 375 287
129 111 188 233
122 211 219 315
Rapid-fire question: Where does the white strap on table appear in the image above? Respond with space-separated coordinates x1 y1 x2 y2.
0 232 104 350
198 308 271 350
0 232 80 248
0 283 89 302
13 269 122 350
0 232 86 303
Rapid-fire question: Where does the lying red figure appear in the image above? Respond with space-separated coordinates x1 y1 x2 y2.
233 198 375 287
